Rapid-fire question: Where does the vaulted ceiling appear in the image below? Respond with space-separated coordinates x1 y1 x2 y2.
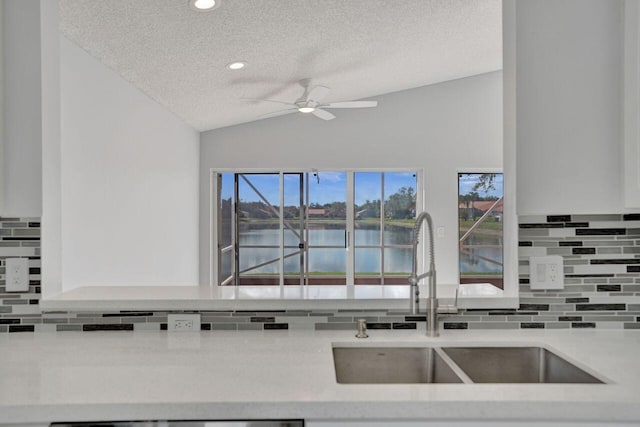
59 0 502 131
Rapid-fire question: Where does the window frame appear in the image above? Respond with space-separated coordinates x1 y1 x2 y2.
353 171 419 284
457 171 505 289
211 168 424 287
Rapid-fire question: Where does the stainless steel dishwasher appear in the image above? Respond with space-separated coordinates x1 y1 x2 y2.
51 421 303 427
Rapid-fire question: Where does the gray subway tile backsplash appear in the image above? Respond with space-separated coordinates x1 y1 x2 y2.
237 323 262 331
2 214 640 332
211 323 237 330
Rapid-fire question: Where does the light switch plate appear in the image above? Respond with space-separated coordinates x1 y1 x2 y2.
6 258 29 292
529 255 564 290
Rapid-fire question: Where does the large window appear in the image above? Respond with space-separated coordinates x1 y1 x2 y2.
354 172 416 284
458 173 504 289
214 170 419 286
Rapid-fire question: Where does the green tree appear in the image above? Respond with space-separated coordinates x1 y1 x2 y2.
472 173 497 195
459 193 473 220
385 186 416 219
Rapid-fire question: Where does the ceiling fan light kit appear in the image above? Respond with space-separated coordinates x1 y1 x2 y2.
227 61 247 70
189 0 220 12
250 79 378 121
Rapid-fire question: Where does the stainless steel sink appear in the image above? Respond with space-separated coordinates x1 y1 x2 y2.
333 347 464 383
442 346 603 384
333 345 605 384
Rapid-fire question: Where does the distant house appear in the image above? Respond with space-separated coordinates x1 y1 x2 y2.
308 208 326 217
458 199 504 221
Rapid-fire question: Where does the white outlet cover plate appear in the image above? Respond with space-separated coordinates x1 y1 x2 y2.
167 313 201 332
6 258 29 292
530 255 564 290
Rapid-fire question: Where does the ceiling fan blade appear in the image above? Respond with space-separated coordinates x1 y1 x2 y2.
311 108 336 121
321 100 378 109
241 97 295 106
306 85 330 103
256 108 298 119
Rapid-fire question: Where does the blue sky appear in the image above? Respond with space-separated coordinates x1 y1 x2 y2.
220 172 417 205
458 173 504 198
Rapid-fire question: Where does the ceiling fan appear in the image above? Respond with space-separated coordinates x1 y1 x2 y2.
247 79 378 121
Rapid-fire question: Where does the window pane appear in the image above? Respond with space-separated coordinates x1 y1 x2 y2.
384 172 417 245
283 173 302 223
236 174 280 284
306 222 345 246
283 229 300 246
308 248 346 277
354 172 381 246
219 173 234 248
219 250 233 284
307 172 347 248
355 247 381 276
283 247 303 275
383 224 413 246
384 173 417 220
239 247 280 275
238 174 280 246
282 173 304 278
384 247 412 275
305 172 347 283
238 227 279 246
458 173 504 289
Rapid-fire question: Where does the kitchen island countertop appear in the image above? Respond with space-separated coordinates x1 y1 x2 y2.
1 329 639 425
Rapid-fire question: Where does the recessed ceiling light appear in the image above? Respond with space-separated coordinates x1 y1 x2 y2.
298 107 315 114
227 61 247 70
189 0 220 12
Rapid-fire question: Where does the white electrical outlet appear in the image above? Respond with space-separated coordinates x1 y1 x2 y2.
530 255 564 290
167 313 201 332
5 258 29 292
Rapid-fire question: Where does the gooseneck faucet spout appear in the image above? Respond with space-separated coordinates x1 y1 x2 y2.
408 211 438 337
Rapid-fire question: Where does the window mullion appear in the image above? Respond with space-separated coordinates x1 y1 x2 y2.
304 173 309 285
233 174 240 286
380 173 385 285
346 171 355 286
279 172 284 286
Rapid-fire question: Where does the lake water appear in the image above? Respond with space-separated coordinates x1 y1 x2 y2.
460 234 503 275
231 226 502 277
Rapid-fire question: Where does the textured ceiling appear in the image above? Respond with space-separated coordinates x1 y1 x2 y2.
59 0 502 131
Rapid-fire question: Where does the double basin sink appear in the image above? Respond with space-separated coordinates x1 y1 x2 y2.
333 345 606 384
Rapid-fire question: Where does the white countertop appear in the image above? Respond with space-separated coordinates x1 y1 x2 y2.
40 284 516 311
1 329 640 424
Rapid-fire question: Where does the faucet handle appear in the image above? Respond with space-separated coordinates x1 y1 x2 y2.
355 319 369 338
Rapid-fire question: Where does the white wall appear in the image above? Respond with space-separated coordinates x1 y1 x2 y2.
0 1 4 210
515 0 624 215
40 0 62 298
57 35 200 291
502 0 517 299
200 71 503 285
2 0 42 216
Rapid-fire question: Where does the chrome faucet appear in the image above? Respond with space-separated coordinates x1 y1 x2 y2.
408 211 439 337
